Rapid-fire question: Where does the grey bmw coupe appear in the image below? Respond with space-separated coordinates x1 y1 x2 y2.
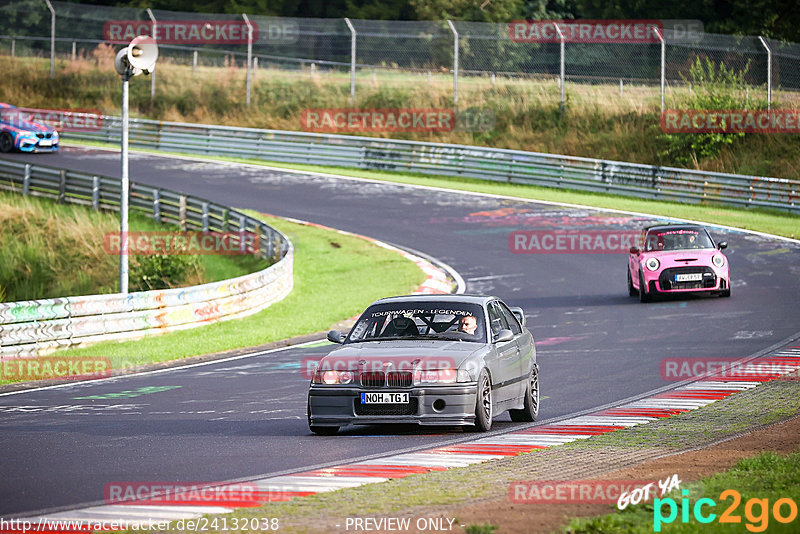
307 294 538 435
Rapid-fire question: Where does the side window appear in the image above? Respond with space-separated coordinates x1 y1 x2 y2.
487 302 509 335
498 302 522 335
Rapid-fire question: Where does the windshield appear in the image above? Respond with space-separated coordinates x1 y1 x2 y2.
346 301 486 343
644 229 714 251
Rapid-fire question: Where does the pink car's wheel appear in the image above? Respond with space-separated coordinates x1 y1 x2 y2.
627 269 638 297
638 271 651 303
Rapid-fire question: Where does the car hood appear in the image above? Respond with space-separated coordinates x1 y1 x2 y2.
322 340 486 370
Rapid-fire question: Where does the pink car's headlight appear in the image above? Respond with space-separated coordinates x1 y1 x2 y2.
645 257 660 271
712 254 725 267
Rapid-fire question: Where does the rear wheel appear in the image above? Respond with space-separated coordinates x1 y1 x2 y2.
468 369 493 432
638 272 651 303
627 268 638 296
0 133 13 153
510 366 539 422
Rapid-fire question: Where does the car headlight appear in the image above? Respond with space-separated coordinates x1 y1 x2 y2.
313 369 354 385
645 257 660 271
413 369 457 385
712 254 725 268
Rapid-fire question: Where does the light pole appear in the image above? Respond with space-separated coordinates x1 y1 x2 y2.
114 36 158 294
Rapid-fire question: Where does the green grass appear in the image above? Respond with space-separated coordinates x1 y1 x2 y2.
567 448 800 533
19 213 425 382
0 190 263 302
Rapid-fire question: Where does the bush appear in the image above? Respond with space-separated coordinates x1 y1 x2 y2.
130 254 200 291
658 57 768 166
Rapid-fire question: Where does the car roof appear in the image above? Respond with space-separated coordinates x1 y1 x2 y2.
643 223 708 234
0 103 16 110
371 294 497 306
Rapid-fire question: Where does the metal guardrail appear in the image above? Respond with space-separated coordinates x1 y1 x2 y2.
66 115 799 213
0 158 293 358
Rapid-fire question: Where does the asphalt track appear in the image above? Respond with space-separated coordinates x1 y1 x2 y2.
2 147 799 517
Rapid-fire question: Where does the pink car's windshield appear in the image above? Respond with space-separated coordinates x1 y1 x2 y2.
645 229 714 251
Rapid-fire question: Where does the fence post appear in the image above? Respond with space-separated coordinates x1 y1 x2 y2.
344 18 356 102
58 169 66 203
23 164 30 196
554 23 565 113
447 20 459 104
11 38 15 60
92 175 99 210
758 36 772 110
44 0 55 78
655 27 665 113
71 40 76 61
179 195 187 231
243 13 253 107
202 202 209 231
146 8 157 100
192 49 197 72
239 214 247 254
153 188 160 222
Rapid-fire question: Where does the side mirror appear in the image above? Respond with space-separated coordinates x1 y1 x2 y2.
494 329 514 343
718 242 728 250
629 246 640 254
510 306 526 326
327 330 344 344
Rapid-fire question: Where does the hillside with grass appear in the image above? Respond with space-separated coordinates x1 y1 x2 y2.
1 52 799 180
0 191 265 302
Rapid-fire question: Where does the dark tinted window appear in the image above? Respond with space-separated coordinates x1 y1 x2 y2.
645 229 714 251
498 302 522 335
346 301 487 343
487 302 509 335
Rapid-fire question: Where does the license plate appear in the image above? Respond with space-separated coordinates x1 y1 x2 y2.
39 139 52 147
675 273 703 282
360 392 409 404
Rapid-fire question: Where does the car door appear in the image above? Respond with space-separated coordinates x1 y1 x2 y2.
497 300 530 399
486 301 519 403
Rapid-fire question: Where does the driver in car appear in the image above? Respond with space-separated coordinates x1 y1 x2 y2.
459 315 478 335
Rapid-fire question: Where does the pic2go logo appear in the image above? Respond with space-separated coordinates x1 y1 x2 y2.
654 489 798 532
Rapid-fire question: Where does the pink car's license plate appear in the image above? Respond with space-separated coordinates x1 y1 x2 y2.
675 273 703 282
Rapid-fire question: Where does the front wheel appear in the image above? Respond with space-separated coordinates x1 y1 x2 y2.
0 133 13 153
308 397 339 435
468 369 493 432
510 366 539 422
627 268 638 296
639 272 651 303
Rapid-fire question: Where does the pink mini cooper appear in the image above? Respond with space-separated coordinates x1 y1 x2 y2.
628 224 730 302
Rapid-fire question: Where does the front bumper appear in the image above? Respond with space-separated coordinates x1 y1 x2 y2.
644 265 729 294
308 384 478 427
18 139 59 153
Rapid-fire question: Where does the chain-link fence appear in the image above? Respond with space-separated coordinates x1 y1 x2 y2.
1 0 799 110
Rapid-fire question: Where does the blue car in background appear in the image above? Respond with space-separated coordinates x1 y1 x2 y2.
0 103 59 153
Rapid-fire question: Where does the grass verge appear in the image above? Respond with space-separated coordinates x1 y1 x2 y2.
567 449 800 533
0 190 263 302
67 140 800 240
16 213 424 384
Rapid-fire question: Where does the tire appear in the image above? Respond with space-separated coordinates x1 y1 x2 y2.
638 271 651 303
510 365 539 422
720 281 731 298
0 133 13 153
308 397 339 435
468 369 493 432
627 268 638 296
